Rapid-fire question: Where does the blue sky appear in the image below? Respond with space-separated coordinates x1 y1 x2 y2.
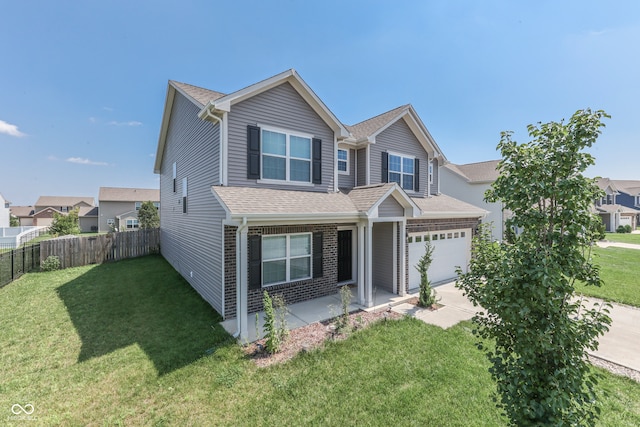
2 1 639 206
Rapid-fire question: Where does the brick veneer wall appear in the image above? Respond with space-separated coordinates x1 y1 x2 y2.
404 217 481 293
224 223 338 318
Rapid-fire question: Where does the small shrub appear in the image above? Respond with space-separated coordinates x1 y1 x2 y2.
415 239 436 307
616 225 627 233
624 224 632 233
262 291 289 354
335 285 352 333
41 256 61 272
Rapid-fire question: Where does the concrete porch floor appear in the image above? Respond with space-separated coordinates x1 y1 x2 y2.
221 287 412 343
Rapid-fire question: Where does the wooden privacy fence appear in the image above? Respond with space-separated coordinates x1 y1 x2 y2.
40 228 160 269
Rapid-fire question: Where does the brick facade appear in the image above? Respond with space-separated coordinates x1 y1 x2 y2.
404 217 481 292
224 223 338 318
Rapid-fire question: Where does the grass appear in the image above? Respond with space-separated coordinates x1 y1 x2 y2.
1 255 639 425
576 246 640 307
603 232 640 245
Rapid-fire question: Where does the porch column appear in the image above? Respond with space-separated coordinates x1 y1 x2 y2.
236 227 249 341
365 220 373 307
357 221 365 305
399 219 406 296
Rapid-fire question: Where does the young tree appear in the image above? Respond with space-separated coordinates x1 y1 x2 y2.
138 201 160 229
49 207 81 236
456 109 611 426
10 214 19 227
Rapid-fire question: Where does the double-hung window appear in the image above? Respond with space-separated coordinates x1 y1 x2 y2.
388 153 415 191
262 233 312 286
135 202 142 211
428 162 434 185
337 149 349 174
126 219 139 229
262 128 312 183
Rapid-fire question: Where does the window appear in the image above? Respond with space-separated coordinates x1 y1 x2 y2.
182 177 188 214
387 153 417 191
172 162 177 193
153 202 160 210
261 128 312 183
635 195 640 207
126 219 139 229
107 219 115 226
432 234 438 241
262 233 312 286
337 149 349 174
61 206 69 213
428 162 434 185
135 202 142 211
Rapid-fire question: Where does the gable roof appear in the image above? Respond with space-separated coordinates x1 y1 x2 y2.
78 206 99 217
411 194 488 219
99 187 159 202
346 104 446 160
595 203 640 214
444 160 501 183
596 178 640 196
155 69 350 173
9 206 34 217
35 196 95 208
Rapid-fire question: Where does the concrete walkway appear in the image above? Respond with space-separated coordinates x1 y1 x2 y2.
395 282 640 372
597 240 640 250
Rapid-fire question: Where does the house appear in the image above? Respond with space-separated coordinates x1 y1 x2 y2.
98 187 160 232
154 69 487 340
9 206 34 226
33 196 98 232
0 193 10 228
440 160 504 241
595 178 640 231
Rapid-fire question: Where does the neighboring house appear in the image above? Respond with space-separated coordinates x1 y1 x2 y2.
98 187 160 232
440 160 504 241
33 196 97 232
9 206 35 226
0 193 10 228
595 178 640 231
154 69 487 340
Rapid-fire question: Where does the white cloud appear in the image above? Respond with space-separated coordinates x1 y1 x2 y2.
108 120 142 127
89 117 97 123
66 157 109 166
0 119 26 137
102 106 114 112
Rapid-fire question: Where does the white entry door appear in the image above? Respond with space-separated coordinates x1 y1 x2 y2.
408 229 471 290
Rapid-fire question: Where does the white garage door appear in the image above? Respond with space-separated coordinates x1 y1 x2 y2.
408 228 471 290
619 216 632 227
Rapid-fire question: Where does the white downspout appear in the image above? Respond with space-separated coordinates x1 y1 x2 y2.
203 108 225 186
234 217 248 338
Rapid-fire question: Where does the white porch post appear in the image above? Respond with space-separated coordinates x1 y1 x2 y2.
399 219 406 297
365 220 373 307
357 221 366 306
236 227 249 341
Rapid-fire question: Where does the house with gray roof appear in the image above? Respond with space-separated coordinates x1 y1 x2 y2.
440 160 505 241
594 178 640 231
33 195 97 232
98 187 160 232
154 69 487 340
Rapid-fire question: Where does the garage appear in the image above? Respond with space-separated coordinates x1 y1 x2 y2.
408 228 471 290
619 215 632 228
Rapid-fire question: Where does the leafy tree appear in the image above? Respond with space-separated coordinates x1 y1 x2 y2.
456 109 612 426
138 201 160 229
10 215 19 227
415 238 436 307
49 208 81 236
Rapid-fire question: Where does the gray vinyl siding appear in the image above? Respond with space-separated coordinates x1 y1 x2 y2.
338 148 356 189
378 197 404 217
98 201 135 232
370 119 429 198
159 92 226 316
372 222 394 292
227 82 335 192
356 148 367 186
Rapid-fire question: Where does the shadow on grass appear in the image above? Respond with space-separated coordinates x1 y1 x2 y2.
56 255 233 375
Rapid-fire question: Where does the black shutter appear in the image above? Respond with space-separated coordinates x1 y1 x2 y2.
312 138 322 184
312 232 323 278
414 158 420 192
247 125 261 179
182 196 187 213
248 235 262 290
381 152 388 183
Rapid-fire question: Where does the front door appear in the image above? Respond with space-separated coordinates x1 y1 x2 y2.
337 230 352 282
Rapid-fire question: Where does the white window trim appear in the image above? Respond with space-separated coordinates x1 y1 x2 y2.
387 151 416 193
135 202 142 211
337 148 349 175
126 218 139 229
262 232 312 287
259 124 314 184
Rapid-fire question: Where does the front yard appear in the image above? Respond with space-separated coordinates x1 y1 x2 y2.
603 232 640 245
1 255 639 425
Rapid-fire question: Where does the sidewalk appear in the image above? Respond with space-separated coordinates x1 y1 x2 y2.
597 241 640 250
394 282 640 373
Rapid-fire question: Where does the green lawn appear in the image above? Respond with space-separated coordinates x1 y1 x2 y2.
603 232 640 245
576 246 640 307
1 255 639 425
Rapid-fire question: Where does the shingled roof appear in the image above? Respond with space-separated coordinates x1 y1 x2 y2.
346 105 410 140
170 81 226 108
99 187 159 202
35 196 95 208
412 194 488 218
444 160 501 183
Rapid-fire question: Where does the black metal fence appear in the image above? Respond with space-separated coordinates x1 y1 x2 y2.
0 243 41 288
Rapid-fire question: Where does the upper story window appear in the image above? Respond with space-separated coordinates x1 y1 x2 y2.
135 202 142 211
635 195 640 207
428 162 434 185
262 128 312 183
247 125 322 185
182 177 188 213
337 149 349 174
607 194 615 204
172 162 177 193
389 153 415 191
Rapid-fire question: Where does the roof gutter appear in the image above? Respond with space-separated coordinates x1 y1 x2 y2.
200 106 227 186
